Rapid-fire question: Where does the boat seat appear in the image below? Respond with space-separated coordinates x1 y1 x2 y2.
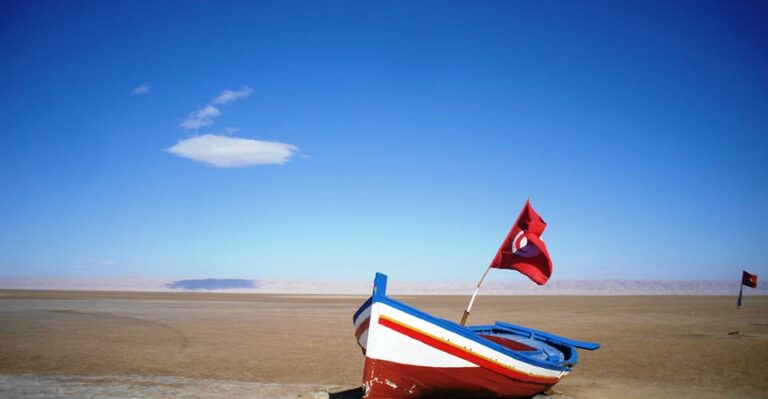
480 332 566 364
507 337 565 363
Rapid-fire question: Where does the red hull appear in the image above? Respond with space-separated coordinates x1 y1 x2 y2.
362 357 555 399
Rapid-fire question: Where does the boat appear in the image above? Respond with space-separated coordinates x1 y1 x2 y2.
353 273 599 398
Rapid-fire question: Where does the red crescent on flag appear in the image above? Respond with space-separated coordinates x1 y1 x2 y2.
512 231 525 253
511 231 541 258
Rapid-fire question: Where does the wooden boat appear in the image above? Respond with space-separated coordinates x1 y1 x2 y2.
353 273 599 398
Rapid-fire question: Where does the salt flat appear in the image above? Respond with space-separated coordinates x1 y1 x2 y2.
0 291 766 398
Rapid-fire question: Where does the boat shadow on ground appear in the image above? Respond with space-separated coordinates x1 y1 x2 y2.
327 387 550 399
328 387 362 398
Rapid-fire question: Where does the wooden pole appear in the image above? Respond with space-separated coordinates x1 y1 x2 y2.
737 284 744 309
460 266 492 326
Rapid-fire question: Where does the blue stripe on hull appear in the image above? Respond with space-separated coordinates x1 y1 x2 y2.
353 297 372 323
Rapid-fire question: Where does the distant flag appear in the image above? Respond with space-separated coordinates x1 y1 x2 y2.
742 271 758 288
738 270 758 308
489 199 553 285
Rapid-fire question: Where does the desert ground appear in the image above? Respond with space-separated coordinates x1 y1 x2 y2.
0 290 766 398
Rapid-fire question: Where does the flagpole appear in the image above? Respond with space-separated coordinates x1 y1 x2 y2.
737 284 743 309
460 265 492 326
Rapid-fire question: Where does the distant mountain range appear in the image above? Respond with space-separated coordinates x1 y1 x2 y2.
0 277 765 295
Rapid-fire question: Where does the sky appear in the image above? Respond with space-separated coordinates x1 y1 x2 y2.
0 1 766 283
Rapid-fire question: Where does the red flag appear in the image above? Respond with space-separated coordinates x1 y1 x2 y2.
490 200 553 285
742 271 758 288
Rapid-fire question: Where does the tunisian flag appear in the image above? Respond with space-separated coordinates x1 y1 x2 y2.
489 200 553 285
742 271 758 288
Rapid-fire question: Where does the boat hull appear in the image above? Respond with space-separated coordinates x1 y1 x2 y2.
354 273 597 399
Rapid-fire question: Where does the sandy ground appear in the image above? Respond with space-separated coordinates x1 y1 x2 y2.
0 290 766 398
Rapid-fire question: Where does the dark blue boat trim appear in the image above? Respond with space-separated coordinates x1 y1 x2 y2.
353 297 372 323
366 272 570 372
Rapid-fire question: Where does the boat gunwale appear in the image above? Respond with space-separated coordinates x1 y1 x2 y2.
353 297 372 322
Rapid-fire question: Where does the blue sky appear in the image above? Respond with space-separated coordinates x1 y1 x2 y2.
1 1 766 283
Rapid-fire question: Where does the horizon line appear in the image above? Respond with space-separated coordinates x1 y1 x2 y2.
0 277 764 296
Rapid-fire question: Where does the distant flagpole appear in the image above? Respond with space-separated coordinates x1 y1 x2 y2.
737 284 743 309
460 266 491 326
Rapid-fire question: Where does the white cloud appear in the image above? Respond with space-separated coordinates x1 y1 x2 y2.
180 105 221 130
167 134 298 167
213 86 253 105
131 83 151 95
179 87 251 130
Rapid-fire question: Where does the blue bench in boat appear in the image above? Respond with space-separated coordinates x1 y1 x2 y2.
469 322 599 367
493 322 600 351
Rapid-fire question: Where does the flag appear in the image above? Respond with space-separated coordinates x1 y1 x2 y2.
489 200 553 285
742 271 758 288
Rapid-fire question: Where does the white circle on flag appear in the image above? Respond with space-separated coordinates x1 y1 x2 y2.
511 230 540 258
